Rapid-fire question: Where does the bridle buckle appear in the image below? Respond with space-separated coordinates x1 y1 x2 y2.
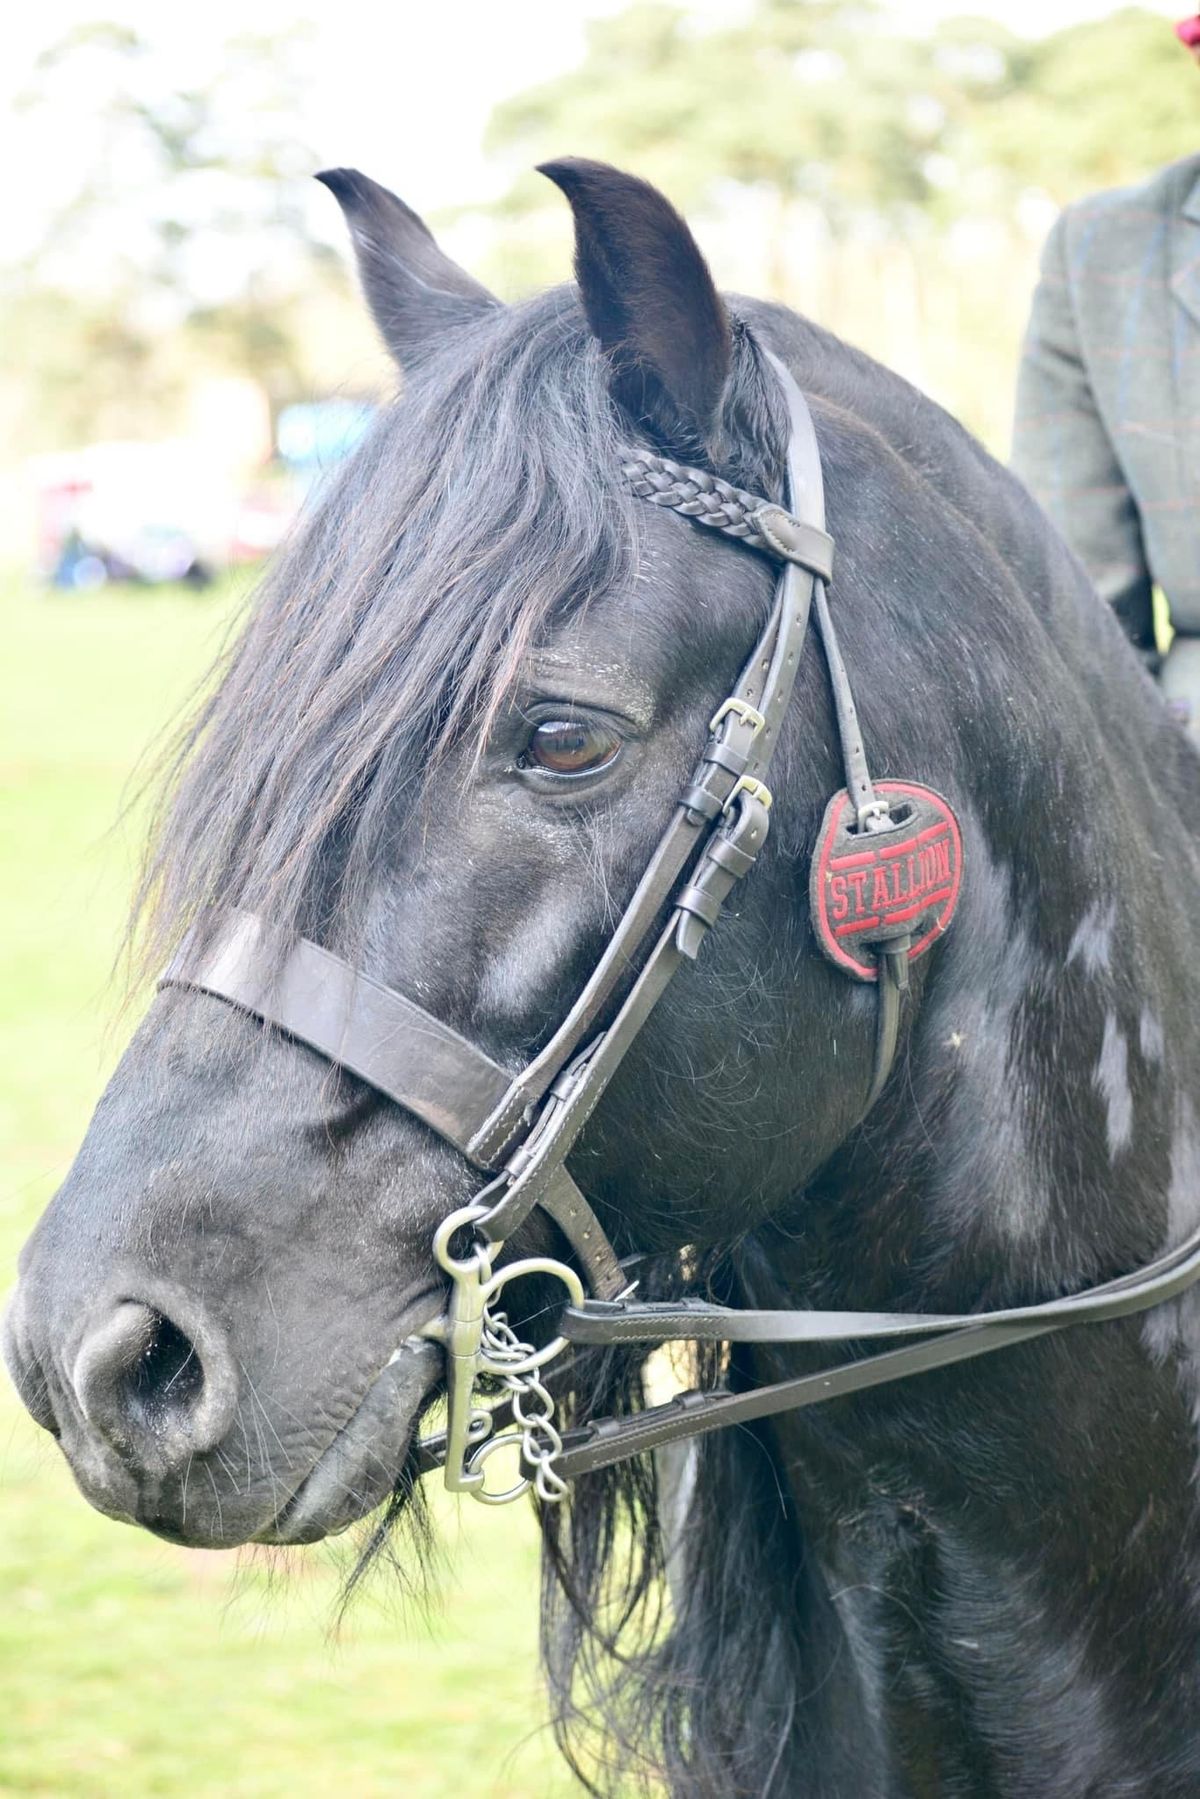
723 774 773 816
856 797 891 830
709 696 766 738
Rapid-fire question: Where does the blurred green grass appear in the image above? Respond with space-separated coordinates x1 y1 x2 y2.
0 574 577 1797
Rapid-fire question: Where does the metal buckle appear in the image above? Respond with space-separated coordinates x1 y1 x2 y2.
708 696 765 738
722 774 773 816
855 797 891 830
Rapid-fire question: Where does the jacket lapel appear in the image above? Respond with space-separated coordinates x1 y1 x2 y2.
1170 172 1200 330
1165 171 1200 619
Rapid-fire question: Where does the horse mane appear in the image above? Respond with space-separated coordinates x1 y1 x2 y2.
536 1245 840 1798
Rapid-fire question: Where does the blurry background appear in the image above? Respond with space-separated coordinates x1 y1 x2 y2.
0 1 1191 1792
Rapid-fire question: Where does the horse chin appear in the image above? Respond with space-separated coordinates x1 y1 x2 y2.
255 1338 444 1547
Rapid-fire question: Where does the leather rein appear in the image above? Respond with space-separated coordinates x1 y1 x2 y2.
163 351 1200 1507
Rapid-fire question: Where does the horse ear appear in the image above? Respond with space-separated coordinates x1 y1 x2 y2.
538 157 731 454
316 168 499 368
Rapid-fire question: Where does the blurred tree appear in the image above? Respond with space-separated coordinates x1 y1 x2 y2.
1 21 369 451
486 2 1195 245
488 1 955 232
965 7 1200 201
479 1 1197 449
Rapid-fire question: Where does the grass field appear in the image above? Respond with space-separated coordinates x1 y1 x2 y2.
0 574 579 1797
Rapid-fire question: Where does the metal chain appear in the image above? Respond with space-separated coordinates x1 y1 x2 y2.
480 1310 568 1504
426 1202 581 1503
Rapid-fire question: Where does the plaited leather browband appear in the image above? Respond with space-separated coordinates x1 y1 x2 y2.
162 351 1200 1507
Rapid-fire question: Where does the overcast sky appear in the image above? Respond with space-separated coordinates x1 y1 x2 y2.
1 0 1186 249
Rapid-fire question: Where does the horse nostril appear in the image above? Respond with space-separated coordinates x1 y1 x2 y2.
72 1299 238 1468
128 1310 203 1419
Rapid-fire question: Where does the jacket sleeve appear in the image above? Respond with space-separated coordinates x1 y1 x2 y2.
1011 211 1155 650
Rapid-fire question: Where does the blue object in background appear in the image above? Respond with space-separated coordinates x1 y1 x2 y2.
276 401 375 473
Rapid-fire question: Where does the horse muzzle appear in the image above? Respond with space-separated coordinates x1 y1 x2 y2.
3 1270 445 1549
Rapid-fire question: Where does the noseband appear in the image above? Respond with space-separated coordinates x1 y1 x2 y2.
164 351 1200 1507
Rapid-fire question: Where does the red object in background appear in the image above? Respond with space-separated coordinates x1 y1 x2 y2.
35 475 91 576
228 483 301 564
1176 13 1200 47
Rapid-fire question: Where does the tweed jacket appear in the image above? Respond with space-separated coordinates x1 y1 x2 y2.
1013 153 1200 641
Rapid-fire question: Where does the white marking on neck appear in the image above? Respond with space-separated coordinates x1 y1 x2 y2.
1094 1012 1133 1158
1066 899 1117 976
1138 1008 1165 1066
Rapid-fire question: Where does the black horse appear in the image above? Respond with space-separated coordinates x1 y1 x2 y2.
9 158 1200 1796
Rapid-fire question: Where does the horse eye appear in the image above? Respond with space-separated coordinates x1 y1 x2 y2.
520 718 621 778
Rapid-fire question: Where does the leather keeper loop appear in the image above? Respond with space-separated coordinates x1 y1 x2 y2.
701 740 750 778
680 783 725 821
706 835 758 878
753 504 835 580
675 885 723 928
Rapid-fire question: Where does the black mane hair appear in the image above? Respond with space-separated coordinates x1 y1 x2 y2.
535 1255 836 1798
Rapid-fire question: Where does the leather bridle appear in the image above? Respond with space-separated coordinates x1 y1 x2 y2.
164 350 1200 1507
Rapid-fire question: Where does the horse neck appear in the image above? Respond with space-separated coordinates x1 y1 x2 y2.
739 667 1200 1791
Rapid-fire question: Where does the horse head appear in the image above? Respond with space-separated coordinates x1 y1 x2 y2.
12 159 1200 1797
5 161 890 1544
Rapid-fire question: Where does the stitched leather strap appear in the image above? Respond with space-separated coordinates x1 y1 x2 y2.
547 1218 1200 1481
538 1167 628 1299
551 1325 1058 1480
563 1217 1200 1341
161 913 629 1297
162 910 513 1159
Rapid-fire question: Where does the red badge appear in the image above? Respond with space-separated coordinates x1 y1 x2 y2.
809 781 964 982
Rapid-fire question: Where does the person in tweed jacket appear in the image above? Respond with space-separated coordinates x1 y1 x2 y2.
1012 77 1200 727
